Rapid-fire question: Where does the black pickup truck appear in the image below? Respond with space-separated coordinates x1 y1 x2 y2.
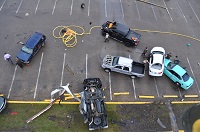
101 21 141 47
80 78 108 130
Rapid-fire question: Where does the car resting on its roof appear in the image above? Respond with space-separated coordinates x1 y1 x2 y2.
79 78 108 130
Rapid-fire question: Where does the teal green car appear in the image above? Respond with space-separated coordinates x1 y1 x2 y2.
164 59 194 90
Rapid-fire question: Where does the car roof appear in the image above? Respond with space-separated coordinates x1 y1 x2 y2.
25 32 43 49
118 57 133 67
115 23 129 35
172 65 186 76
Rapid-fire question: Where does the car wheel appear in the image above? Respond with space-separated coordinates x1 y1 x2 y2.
102 31 106 36
125 42 131 47
176 82 181 87
104 68 111 73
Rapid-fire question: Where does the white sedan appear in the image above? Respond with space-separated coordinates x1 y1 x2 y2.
149 47 165 76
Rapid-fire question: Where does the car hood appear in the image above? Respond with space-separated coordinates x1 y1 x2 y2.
16 50 31 62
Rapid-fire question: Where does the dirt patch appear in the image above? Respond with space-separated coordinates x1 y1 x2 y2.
116 104 172 132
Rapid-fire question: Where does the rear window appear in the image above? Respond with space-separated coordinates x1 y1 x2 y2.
167 62 176 69
152 63 162 70
112 57 119 66
182 73 190 82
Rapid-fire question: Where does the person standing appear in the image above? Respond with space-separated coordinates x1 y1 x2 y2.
166 53 172 59
4 53 13 65
105 33 109 42
141 47 148 56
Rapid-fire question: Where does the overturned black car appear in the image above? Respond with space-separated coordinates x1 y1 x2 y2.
79 78 108 130
101 21 141 47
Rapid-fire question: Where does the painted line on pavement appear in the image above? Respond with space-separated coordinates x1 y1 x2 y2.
135 0 141 19
150 0 157 20
154 77 160 97
163 0 173 21
60 53 66 86
119 0 124 18
105 0 107 17
187 57 200 94
139 95 155 99
88 0 90 16
35 0 40 14
7 65 17 99
70 0 73 15
86 54 88 79
184 95 198 98
177 0 187 23
163 95 179 98
0 0 7 11
188 1 200 24
109 72 112 101
52 0 58 14
34 52 44 99
16 0 23 13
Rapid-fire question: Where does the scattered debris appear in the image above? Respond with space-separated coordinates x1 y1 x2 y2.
25 13 29 16
111 119 126 126
157 118 166 128
11 111 18 115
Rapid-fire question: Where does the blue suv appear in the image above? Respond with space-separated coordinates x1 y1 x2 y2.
16 32 46 64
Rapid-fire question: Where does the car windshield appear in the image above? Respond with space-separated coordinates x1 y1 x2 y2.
22 46 33 54
112 57 119 66
182 72 190 82
167 62 176 69
152 63 162 70
152 51 164 55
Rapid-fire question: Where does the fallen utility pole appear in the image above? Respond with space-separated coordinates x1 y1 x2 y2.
26 84 70 123
136 0 167 9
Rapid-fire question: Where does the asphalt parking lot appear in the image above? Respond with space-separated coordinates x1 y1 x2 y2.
0 0 200 102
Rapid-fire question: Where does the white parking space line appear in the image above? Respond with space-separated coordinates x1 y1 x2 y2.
0 0 7 11
129 55 137 99
119 0 124 19
60 53 66 86
176 1 187 23
7 65 17 99
35 0 40 14
34 52 44 99
86 54 88 79
188 1 200 24
70 0 73 15
88 0 90 16
150 0 157 20
108 72 112 101
16 0 23 13
132 79 137 99
187 58 200 94
153 77 160 97
105 0 107 17
52 0 58 15
163 0 173 21
135 0 141 19
178 87 182 99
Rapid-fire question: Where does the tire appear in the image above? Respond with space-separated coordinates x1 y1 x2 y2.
102 31 106 36
104 68 111 73
176 82 181 87
125 42 131 47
